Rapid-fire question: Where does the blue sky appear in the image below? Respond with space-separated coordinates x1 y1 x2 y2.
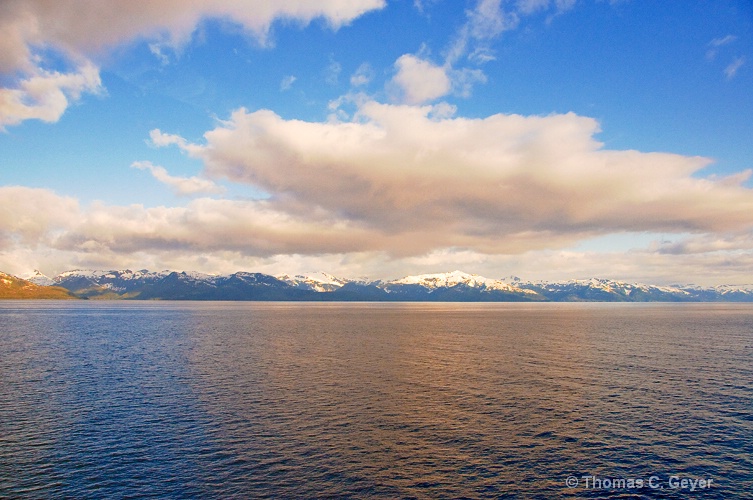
1 0 752 284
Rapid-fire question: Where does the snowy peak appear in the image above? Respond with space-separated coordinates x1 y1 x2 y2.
511 277 698 302
22 270 55 286
277 271 351 292
56 269 172 281
391 270 532 293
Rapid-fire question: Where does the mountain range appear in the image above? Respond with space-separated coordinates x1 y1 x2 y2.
2 269 752 302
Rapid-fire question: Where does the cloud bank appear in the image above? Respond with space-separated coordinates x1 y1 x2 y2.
3 101 753 283
176 102 753 243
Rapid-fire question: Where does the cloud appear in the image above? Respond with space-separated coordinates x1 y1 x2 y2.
390 54 451 104
149 102 753 257
445 0 518 67
325 56 342 85
350 63 375 87
725 56 745 80
434 0 579 98
2 59 753 282
0 63 102 129
280 75 297 91
448 67 488 98
4 173 753 284
0 189 378 262
0 0 387 72
131 161 224 196
5 101 753 280
705 34 745 79
4 185 753 285
0 0 386 127
389 52 489 104
707 35 737 61
0 186 79 249
148 42 171 65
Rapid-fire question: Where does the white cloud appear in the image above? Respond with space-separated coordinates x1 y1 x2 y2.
725 56 745 80
148 42 171 65
709 34 737 49
449 67 488 98
154 102 753 257
516 0 550 15
280 75 297 91
391 54 451 104
0 187 79 249
325 56 342 85
148 129 204 156
705 35 745 79
0 63 102 129
437 0 580 96
0 0 386 127
131 161 224 196
706 35 736 60
1 0 387 72
445 0 518 67
350 63 375 87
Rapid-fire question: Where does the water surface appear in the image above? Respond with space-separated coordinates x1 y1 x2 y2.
1 302 751 498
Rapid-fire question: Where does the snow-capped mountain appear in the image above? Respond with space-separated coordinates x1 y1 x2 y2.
506 277 699 302
277 272 351 292
49 269 305 300
7 268 753 302
678 283 753 301
22 270 55 286
390 270 538 294
52 269 174 298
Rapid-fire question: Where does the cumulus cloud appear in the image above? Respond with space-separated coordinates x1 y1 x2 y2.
0 0 387 72
390 54 451 104
0 63 102 129
149 102 753 257
131 161 224 196
0 0 386 127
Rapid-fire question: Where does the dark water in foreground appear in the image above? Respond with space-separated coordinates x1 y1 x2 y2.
0 302 751 499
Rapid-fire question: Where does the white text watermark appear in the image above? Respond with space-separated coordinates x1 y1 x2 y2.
565 474 713 492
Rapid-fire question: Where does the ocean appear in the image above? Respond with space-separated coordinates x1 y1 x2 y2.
1 302 751 498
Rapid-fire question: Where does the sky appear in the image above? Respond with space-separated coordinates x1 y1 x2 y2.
1 0 752 285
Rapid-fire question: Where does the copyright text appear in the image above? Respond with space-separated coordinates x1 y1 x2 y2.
565 474 713 492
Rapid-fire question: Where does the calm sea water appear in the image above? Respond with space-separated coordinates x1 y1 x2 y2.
1 302 751 499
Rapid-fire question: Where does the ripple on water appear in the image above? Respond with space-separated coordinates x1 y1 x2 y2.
0 302 751 498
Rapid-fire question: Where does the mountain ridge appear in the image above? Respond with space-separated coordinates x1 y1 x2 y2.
0 272 77 299
6 269 753 302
